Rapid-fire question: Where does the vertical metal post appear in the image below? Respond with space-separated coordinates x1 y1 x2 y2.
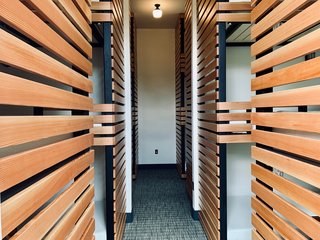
103 22 115 240
218 21 227 240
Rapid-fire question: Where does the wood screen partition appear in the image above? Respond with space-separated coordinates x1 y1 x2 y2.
251 0 320 239
130 13 138 180
184 0 193 199
175 14 186 179
0 0 94 239
90 1 126 239
196 1 251 239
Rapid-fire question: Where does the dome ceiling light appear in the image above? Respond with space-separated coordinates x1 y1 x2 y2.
153 4 162 18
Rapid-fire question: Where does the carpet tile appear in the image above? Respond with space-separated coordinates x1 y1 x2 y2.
123 168 207 240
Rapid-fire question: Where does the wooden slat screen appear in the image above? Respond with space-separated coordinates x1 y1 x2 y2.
91 104 123 146
197 1 220 238
184 0 193 199
251 0 320 239
91 1 112 22
90 1 126 238
0 0 94 239
196 1 251 239
111 0 126 238
216 102 252 143
175 14 186 179
130 13 138 180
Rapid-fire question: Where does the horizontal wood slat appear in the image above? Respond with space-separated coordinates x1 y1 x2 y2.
251 0 309 40
10 168 94 239
218 2 252 11
0 133 93 192
252 27 320 74
252 196 306 240
218 13 251 22
53 0 92 41
252 180 320 239
252 146 320 188
2 151 94 237
25 0 92 58
91 2 112 11
73 0 92 23
92 13 113 22
0 73 92 110
65 202 95 240
252 112 320 133
0 0 92 75
0 116 93 148
251 56 320 91
251 1 320 238
252 163 320 216
46 185 95 240
100 1 127 238
1 0 94 238
251 1 320 56
0 29 93 93
252 130 320 162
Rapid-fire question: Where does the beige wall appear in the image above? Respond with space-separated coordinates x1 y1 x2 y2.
137 28 176 164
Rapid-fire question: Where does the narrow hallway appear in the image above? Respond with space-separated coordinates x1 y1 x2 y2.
123 168 206 239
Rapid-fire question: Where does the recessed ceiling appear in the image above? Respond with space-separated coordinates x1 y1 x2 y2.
131 0 185 29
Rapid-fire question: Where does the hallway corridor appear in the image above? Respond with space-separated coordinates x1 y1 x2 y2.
123 168 207 239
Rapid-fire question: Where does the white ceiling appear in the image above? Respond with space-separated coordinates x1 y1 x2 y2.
131 0 186 29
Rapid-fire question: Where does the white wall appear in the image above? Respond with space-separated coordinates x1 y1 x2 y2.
123 0 132 214
226 47 253 239
137 29 176 165
89 48 106 203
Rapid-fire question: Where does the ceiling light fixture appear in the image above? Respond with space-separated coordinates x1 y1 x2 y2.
153 4 162 18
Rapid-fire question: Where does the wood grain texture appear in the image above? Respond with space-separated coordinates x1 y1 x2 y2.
72 0 92 23
0 116 93 148
26 0 92 58
218 2 252 11
10 168 94 240
0 0 92 75
252 181 320 239
46 186 95 240
218 13 251 22
252 197 306 240
252 213 279 240
80 219 95 240
252 130 320 162
2 151 94 237
252 146 320 188
91 2 112 10
252 27 320 73
65 202 95 240
0 72 92 110
0 133 93 192
92 12 113 22
251 0 309 39
251 56 320 91
252 164 320 216
252 112 320 133
251 0 278 23
251 1 320 238
251 1 320 56
0 29 92 92
53 0 92 41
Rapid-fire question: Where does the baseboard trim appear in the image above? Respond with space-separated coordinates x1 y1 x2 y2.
138 164 176 170
126 212 134 223
191 208 199 221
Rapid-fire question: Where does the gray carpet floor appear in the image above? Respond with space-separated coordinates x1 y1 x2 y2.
123 168 207 240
